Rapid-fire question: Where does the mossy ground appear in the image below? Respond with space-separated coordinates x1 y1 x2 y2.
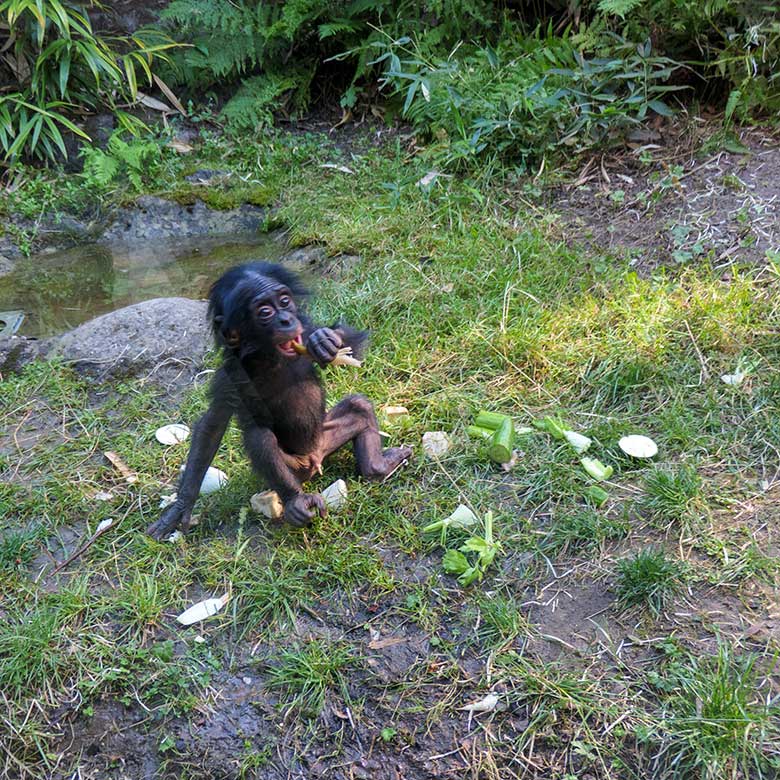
1 125 779 779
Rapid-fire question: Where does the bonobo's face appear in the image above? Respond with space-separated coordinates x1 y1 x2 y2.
251 279 303 358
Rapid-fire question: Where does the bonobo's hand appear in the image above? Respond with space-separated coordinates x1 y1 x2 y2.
284 493 327 527
306 327 343 365
147 499 192 540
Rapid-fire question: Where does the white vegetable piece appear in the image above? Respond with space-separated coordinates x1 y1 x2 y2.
176 592 230 625
444 504 478 529
422 431 451 458
382 405 410 421
250 490 284 519
95 518 115 533
563 430 592 454
721 371 745 386
159 492 177 509
198 466 228 495
155 423 190 445
618 435 658 459
322 479 348 510
460 693 499 713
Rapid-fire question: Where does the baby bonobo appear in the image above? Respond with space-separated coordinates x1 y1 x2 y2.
146 262 412 539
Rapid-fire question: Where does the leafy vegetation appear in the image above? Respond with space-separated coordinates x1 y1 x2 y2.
0 0 174 161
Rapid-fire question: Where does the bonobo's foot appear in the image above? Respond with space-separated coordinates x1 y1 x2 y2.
284 492 328 528
363 446 413 482
147 500 192 540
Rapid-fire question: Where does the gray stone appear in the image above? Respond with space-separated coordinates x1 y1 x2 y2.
50 297 211 378
101 197 266 244
0 336 49 377
0 253 15 277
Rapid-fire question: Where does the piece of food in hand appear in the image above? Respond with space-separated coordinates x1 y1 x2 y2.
292 340 362 367
250 490 284 519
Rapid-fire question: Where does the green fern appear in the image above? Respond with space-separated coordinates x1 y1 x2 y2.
80 133 161 191
221 74 300 131
598 0 645 16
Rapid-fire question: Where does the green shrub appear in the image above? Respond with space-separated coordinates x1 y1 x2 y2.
0 0 175 161
378 28 683 169
160 0 497 129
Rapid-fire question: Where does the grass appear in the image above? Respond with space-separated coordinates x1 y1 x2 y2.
615 548 686 617
266 640 355 718
1 127 779 778
646 643 780 778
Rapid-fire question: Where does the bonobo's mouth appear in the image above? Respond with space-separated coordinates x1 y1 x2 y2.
276 333 303 358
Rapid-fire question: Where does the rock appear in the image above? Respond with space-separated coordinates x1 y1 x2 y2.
185 169 232 185
0 336 49 377
49 297 211 378
0 254 15 277
281 245 328 268
101 197 267 243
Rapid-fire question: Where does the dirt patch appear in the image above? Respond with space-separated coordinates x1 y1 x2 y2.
549 124 780 272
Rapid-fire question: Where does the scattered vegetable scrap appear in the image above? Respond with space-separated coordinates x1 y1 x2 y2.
721 356 758 386
422 431 451 458
423 503 477 545
534 416 592 453
460 693 499 713
155 423 190 445
431 508 500 586
193 466 228 495
322 478 348 509
176 592 230 625
581 457 613 481
584 485 609 507
618 435 658 459
381 405 410 423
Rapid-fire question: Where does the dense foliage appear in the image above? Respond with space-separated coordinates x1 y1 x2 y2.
157 0 779 165
1 0 777 165
0 0 173 161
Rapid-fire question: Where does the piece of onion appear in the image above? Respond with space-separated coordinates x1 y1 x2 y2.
618 435 658 459
293 341 361 368
155 423 190 445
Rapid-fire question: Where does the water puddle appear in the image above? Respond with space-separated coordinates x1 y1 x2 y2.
0 233 285 338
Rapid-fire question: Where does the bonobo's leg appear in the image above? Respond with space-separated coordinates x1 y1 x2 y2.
146 403 233 539
317 394 412 480
243 425 327 527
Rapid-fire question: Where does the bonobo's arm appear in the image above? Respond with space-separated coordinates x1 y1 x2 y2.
146 402 233 540
243 425 326 527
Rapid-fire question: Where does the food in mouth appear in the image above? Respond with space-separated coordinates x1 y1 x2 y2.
277 334 304 356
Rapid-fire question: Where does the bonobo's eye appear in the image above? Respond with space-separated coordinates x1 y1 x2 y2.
256 304 275 321
278 294 292 309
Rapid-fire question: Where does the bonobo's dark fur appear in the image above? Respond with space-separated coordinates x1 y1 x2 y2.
147 262 411 539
